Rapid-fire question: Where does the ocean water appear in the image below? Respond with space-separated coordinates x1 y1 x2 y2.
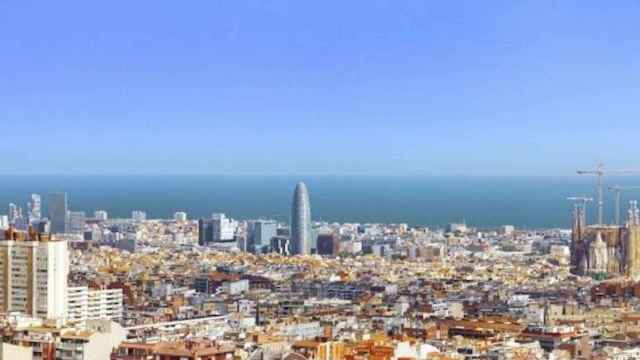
1 175 640 229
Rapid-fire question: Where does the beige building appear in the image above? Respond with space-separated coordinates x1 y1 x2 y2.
0 342 33 360
0 227 68 322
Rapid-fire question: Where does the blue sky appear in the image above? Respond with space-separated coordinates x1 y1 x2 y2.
1 1 639 175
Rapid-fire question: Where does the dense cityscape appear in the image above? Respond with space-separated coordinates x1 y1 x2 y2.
3 1 639 359
1 174 640 360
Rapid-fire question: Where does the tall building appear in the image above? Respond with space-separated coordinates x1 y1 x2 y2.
0 215 8 230
0 227 69 322
131 210 146 222
7 203 21 224
248 220 278 254
94 210 108 221
27 194 42 222
174 211 188 222
290 182 312 255
198 214 235 245
67 211 86 234
49 192 68 234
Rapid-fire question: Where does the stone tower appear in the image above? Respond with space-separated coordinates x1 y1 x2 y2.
626 201 640 276
571 205 586 272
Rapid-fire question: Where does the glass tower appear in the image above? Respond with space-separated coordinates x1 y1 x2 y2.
290 182 311 255
49 192 68 234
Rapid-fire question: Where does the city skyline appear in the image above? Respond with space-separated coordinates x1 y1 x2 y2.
2 1 640 175
4 2 640 359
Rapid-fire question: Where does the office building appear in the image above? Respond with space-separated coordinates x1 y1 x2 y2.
94 210 108 221
0 227 69 322
198 213 235 245
174 211 187 222
7 203 21 225
317 233 340 256
68 211 86 234
271 236 290 256
49 192 68 234
0 215 8 230
290 182 312 255
131 211 146 222
248 220 278 254
27 194 41 222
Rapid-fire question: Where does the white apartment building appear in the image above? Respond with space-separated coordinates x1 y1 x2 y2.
67 287 123 324
0 230 68 322
212 213 236 241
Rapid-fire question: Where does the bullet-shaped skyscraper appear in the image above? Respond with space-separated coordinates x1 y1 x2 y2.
290 182 312 255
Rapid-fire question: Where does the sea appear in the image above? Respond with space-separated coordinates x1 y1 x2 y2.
2 175 640 229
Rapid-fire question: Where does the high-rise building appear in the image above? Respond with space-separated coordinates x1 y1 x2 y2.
174 211 188 222
27 193 42 222
0 215 8 230
68 211 86 234
198 213 235 245
0 227 69 322
94 210 108 221
49 192 68 234
7 203 21 224
131 210 146 222
290 182 312 255
248 220 278 254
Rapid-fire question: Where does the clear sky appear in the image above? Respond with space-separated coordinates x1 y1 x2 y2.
1 1 639 175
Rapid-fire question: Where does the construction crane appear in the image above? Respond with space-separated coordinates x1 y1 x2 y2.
608 185 640 225
577 163 640 225
566 196 593 223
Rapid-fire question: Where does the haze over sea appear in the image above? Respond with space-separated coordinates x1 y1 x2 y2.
2 175 640 229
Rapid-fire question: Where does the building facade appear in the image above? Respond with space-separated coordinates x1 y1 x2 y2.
317 233 340 256
49 192 68 234
0 227 69 322
571 201 640 277
290 182 312 255
67 287 123 324
248 220 278 254
199 214 235 245
27 193 42 223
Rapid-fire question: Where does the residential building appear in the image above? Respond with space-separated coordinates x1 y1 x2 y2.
0 227 69 322
67 287 123 324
